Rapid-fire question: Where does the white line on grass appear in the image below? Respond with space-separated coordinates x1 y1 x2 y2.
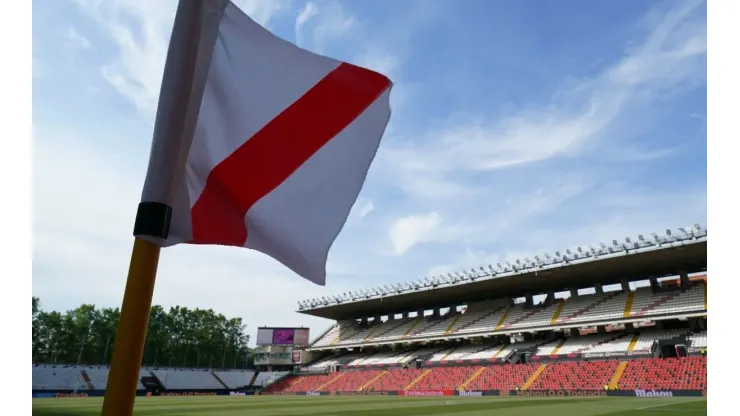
636 399 705 411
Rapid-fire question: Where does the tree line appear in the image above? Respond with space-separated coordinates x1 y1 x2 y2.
32 297 252 369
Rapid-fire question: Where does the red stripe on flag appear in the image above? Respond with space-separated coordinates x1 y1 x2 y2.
190 63 391 246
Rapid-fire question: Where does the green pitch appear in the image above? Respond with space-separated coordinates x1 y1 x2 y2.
32 395 707 416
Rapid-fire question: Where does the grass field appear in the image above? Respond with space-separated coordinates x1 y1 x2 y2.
32 395 707 416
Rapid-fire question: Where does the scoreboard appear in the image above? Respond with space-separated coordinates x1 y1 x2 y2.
256 327 310 347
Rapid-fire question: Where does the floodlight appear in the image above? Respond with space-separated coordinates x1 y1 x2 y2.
612 239 619 246
488 264 495 271
565 249 572 255
625 237 631 244
554 251 560 258
577 247 583 253
666 229 672 236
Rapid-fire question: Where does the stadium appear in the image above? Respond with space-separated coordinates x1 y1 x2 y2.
32 226 708 415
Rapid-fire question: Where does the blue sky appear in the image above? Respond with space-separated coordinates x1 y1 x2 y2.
32 0 706 341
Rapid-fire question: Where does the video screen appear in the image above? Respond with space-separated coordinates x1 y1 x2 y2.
271 328 295 345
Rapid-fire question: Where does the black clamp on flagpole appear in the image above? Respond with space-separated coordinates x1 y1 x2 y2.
133 202 173 239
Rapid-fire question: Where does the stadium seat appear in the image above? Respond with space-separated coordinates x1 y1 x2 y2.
32 365 89 391
414 366 479 390
466 363 540 391
617 357 707 390
529 360 620 390
213 370 256 389
368 368 424 391
328 369 384 391
152 369 225 390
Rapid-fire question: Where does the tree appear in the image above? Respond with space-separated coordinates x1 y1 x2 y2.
32 298 251 368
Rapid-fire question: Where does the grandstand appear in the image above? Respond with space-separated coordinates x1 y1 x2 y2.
31 364 288 392
32 227 707 398
266 226 707 395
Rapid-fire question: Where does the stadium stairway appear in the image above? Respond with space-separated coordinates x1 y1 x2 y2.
444 314 462 334
329 330 344 345
331 370 384 392
521 364 547 391
316 373 345 391
608 361 628 390
494 307 512 330
404 317 424 337
550 339 567 355
362 323 383 341
550 301 566 324
630 294 676 318
626 334 640 352
149 371 163 388
404 369 432 390
210 372 229 389
280 375 307 392
79 370 95 390
438 346 459 361
455 306 506 333
249 372 259 386
531 360 620 391
466 364 540 391
499 309 540 330
370 368 423 391
623 291 636 317
492 344 509 358
358 370 388 391
372 320 411 340
560 292 620 324
458 367 486 390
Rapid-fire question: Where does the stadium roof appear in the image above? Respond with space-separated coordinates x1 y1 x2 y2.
299 227 707 321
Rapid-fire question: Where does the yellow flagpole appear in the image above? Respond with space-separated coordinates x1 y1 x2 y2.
100 238 161 416
98 0 226 414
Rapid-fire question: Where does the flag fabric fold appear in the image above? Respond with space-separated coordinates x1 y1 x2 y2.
138 0 392 285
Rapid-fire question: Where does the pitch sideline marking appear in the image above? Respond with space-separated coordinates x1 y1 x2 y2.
636 399 704 411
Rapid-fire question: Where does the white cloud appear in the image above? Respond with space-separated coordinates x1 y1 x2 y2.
382 0 706 197
294 2 318 47
65 26 91 50
388 212 443 255
358 200 375 219
69 0 290 115
293 0 355 54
